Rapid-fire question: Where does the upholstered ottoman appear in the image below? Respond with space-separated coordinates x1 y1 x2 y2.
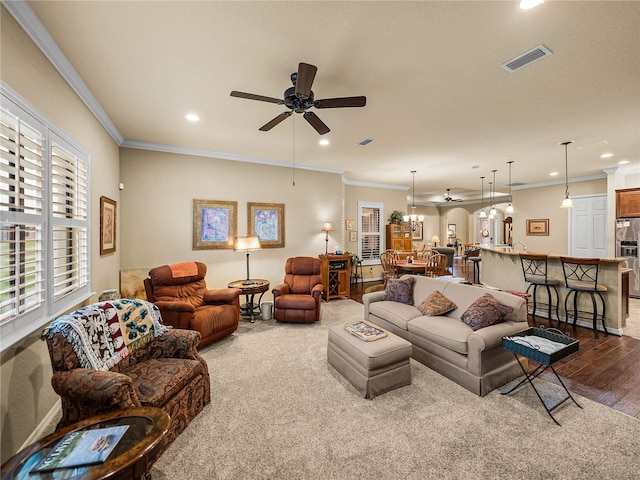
327 324 412 399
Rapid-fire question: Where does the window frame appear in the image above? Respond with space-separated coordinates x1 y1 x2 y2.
1 83 92 351
357 201 383 266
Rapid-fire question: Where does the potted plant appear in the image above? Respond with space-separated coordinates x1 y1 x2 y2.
388 210 406 225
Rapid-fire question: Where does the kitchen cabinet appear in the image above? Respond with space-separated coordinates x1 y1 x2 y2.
616 188 640 218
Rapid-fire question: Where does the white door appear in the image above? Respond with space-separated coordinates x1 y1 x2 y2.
569 194 608 258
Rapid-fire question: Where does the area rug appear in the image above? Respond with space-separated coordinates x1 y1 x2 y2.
151 299 640 480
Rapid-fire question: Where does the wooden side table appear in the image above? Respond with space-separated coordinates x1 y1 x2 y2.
1 407 169 480
227 279 270 322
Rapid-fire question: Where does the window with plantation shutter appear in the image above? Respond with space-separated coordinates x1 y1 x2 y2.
1 84 91 350
358 201 383 265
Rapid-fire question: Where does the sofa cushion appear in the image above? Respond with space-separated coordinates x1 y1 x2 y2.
369 301 422 331
417 290 457 316
460 294 514 331
383 277 415 304
123 357 204 407
408 316 473 355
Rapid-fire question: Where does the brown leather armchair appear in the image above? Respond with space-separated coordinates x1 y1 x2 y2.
144 261 241 348
272 257 324 323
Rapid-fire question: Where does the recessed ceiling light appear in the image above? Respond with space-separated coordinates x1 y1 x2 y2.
618 160 630 165
185 113 200 122
600 153 614 159
319 139 330 146
519 0 544 10
549 171 559 177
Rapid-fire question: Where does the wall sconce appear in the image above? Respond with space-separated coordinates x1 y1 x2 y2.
322 221 333 254
560 141 574 208
234 235 262 284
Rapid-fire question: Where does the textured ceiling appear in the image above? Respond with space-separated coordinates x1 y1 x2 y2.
24 1 640 204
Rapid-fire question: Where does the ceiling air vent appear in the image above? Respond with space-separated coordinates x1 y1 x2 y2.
501 45 552 73
358 138 374 146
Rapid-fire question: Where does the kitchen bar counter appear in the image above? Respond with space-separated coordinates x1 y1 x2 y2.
480 246 628 334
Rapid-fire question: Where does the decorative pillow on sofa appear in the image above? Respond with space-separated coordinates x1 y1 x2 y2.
460 293 514 331
383 277 415 305
417 290 457 316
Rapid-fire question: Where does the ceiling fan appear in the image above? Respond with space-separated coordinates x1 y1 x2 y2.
444 189 463 202
230 62 366 135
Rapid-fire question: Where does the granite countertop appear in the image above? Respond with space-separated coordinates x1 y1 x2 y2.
480 245 626 264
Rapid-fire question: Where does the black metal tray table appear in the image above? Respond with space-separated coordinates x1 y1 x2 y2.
501 327 582 425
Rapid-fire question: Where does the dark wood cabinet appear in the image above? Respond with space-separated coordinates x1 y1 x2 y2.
616 188 640 218
320 254 351 301
385 224 413 252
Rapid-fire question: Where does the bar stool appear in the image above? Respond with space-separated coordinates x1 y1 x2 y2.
519 253 561 326
466 246 481 284
559 257 608 339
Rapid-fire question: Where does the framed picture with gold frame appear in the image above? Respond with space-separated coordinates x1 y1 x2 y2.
346 219 355 231
248 202 285 248
193 199 237 249
100 196 117 255
526 218 549 236
349 230 357 242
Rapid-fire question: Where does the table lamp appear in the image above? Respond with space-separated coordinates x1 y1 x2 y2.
234 235 262 284
431 235 440 247
322 221 333 254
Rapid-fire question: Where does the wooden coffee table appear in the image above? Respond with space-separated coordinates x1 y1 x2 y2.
1 407 169 480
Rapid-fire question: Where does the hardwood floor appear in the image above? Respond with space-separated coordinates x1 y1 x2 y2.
349 267 640 420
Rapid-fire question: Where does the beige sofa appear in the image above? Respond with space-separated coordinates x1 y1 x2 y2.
363 275 528 396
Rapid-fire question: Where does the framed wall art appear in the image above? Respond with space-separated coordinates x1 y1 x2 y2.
349 230 357 242
346 219 355 231
526 218 549 236
100 196 117 255
193 199 237 249
248 202 285 248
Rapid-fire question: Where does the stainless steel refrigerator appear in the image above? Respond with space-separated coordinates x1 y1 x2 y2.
616 218 639 298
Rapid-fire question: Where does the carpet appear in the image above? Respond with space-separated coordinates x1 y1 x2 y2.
151 299 640 480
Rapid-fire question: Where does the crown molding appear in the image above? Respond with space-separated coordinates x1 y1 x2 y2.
120 139 345 174
3 0 124 145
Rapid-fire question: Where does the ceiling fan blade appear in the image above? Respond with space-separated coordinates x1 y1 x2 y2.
230 91 282 104
314 96 367 109
303 111 330 135
259 111 292 131
295 63 317 99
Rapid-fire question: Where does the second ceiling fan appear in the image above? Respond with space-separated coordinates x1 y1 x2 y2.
230 62 366 135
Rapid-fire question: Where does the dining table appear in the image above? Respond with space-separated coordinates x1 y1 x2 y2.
396 259 428 275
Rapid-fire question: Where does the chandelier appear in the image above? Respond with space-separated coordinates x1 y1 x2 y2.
403 170 424 231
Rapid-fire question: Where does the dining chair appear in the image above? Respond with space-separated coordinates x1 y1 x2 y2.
425 253 448 278
380 250 399 285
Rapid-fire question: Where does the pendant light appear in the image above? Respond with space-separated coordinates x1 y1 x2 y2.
505 161 514 213
560 141 574 208
403 170 425 231
479 176 487 218
489 170 498 218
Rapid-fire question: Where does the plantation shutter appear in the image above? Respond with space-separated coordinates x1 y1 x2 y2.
0 106 45 323
359 202 382 263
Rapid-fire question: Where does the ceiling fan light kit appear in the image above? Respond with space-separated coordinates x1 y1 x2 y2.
230 62 366 135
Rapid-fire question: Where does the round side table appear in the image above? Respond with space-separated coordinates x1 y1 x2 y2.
227 279 270 323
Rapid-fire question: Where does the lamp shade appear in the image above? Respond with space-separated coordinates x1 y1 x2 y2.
234 235 262 251
431 235 440 244
322 222 333 232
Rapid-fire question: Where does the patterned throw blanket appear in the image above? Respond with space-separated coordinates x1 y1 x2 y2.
46 299 167 371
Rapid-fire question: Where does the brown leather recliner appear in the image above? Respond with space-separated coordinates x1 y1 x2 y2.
144 261 241 348
272 257 324 323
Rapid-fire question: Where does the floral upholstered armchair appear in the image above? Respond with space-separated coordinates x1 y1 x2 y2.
42 299 210 455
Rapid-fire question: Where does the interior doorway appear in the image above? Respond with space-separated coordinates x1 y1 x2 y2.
568 194 607 258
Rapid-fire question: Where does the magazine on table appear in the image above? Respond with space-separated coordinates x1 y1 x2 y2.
344 321 387 342
30 425 129 473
